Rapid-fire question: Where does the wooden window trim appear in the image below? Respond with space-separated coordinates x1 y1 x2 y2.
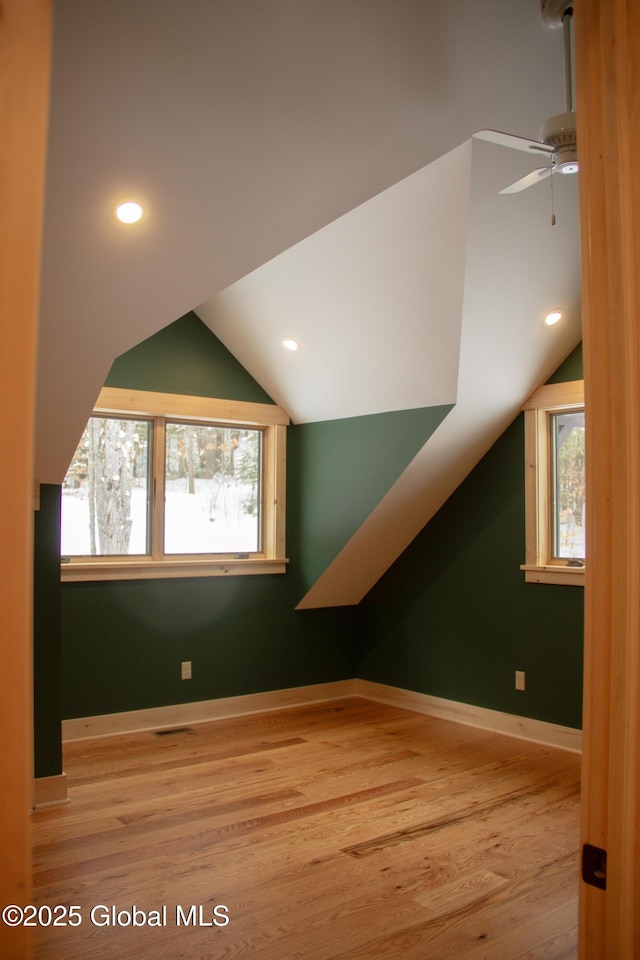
61 388 289 582
521 379 585 586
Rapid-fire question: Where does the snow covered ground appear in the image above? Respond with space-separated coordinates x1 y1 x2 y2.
61 479 259 556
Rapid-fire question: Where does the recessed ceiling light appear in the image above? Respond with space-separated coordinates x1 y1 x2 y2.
545 310 562 326
114 200 144 224
282 338 298 351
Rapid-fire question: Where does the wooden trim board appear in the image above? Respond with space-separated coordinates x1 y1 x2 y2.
62 681 358 740
95 387 290 426
62 679 582 753
1 4 52 957
33 773 68 810
355 680 582 754
522 380 585 410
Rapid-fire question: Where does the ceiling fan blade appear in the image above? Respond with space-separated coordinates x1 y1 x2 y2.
499 166 553 194
474 129 554 156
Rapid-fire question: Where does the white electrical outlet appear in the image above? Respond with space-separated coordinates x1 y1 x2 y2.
515 670 526 691
181 661 192 680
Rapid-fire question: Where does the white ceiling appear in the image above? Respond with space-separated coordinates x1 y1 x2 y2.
197 142 472 422
36 0 581 603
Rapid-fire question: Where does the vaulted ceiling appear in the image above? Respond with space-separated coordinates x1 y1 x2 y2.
36 0 581 604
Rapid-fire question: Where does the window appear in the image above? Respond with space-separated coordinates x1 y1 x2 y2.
521 379 585 585
60 388 289 581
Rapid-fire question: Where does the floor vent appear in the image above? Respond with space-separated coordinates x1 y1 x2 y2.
151 726 194 737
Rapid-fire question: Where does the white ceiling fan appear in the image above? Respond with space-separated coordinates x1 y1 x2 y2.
474 1 577 195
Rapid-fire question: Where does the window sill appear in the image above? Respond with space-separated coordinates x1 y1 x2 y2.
60 557 288 582
520 564 585 586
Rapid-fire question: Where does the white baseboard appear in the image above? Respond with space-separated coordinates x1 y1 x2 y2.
33 773 69 809
355 679 582 753
62 680 358 741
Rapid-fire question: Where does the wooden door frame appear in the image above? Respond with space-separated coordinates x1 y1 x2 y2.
0 2 52 958
576 1 640 955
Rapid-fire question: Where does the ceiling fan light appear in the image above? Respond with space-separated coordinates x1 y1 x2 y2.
558 160 579 174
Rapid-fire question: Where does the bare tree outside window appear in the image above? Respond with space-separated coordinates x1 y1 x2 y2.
61 417 150 556
61 416 261 558
58 389 288 581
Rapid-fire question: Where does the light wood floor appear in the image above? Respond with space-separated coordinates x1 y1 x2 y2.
31 698 580 959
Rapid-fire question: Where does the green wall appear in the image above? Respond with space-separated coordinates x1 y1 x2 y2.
105 311 274 403
34 317 584 781
33 484 63 778
290 405 452 595
61 575 357 718
58 314 358 721
359 343 584 729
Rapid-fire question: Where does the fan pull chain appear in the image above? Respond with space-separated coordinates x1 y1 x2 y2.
550 168 556 226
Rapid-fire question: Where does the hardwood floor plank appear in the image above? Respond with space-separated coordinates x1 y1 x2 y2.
67 736 310 787
33 776 425 886
342 775 578 859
